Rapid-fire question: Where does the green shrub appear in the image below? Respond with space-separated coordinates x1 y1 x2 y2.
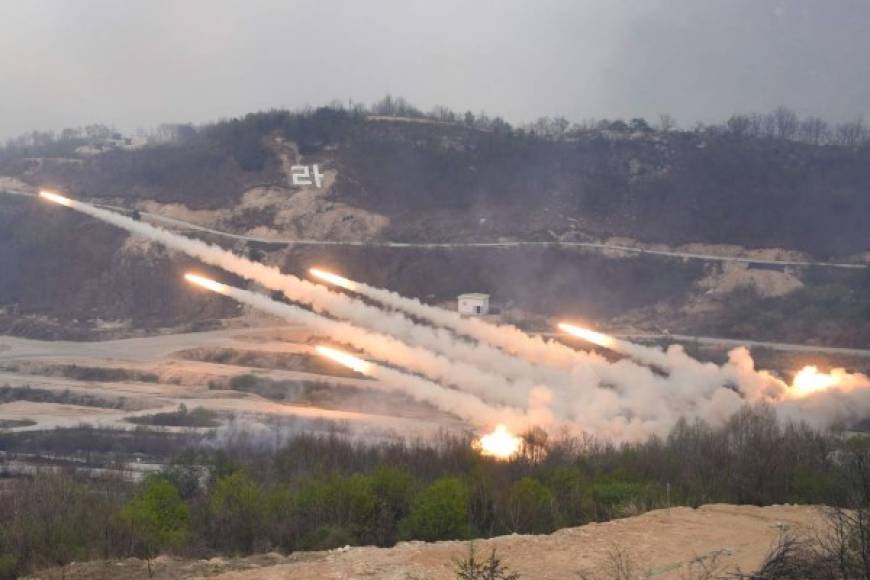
401 477 469 541
297 526 356 551
506 477 555 533
208 471 266 553
122 476 190 559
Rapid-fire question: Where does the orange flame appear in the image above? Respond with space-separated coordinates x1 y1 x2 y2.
315 345 372 375
184 273 229 295
789 365 841 398
477 424 522 459
558 322 616 349
309 268 357 291
38 190 73 207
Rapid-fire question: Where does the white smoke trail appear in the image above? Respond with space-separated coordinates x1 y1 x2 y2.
32 193 870 444
40 194 572 390
310 269 683 374
310 269 597 369
186 274 536 409
317 347 528 430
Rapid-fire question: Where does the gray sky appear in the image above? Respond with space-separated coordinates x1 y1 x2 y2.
1 0 869 140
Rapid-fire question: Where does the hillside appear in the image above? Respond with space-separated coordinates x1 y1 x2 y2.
0 108 867 345
36 504 824 579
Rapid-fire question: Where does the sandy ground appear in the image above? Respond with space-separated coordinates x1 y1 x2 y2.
32 504 826 579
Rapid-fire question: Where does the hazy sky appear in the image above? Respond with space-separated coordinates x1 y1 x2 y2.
1 0 869 140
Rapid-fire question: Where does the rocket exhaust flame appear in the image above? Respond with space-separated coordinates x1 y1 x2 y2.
184 273 229 295
310 268 357 291
38 190 74 207
476 424 522 459
315 345 373 375
789 365 842 398
558 322 616 349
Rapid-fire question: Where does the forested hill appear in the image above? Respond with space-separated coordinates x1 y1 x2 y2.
2 102 868 258
0 102 867 342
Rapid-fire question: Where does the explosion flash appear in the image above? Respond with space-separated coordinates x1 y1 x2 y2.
315 345 372 375
558 322 616 349
309 268 357 291
184 273 229 295
38 190 74 207
789 365 842 398
477 424 522 459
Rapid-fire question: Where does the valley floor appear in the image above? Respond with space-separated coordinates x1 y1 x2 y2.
0 324 461 438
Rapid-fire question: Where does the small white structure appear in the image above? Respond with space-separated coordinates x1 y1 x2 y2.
458 293 490 315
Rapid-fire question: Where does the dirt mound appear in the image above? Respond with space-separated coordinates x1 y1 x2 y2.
35 504 824 579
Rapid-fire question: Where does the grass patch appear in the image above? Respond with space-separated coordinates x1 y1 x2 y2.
178 347 363 378
126 405 220 428
225 374 341 404
0 419 36 429
51 364 159 383
0 385 124 409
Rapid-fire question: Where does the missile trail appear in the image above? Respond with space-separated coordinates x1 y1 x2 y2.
312 343 526 429
184 273 534 408
36 192 572 389
309 267 599 369
558 322 672 369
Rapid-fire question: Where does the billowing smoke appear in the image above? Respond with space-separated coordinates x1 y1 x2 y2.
310 268 600 369
305 268 870 440
42 194 572 389
185 274 535 409
35 192 870 443
314 344 527 429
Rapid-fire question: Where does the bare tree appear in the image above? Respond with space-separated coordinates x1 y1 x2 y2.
835 117 866 146
431 105 456 123
798 116 829 145
658 114 677 133
552 116 570 139
726 115 752 137
771 106 799 140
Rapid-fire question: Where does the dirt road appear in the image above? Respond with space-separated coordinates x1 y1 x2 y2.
3 189 865 269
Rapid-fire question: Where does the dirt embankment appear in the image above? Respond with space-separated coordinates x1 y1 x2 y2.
35 504 825 579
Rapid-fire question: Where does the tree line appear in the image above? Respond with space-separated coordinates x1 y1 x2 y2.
3 404 870 577
3 97 868 169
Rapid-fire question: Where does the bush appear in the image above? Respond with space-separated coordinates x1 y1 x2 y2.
122 476 190 558
208 471 267 554
506 477 555 533
402 477 470 541
543 465 591 526
591 480 646 520
126 405 220 428
297 526 356 551
453 543 520 580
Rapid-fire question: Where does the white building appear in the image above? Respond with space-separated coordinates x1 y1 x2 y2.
458 293 490 315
